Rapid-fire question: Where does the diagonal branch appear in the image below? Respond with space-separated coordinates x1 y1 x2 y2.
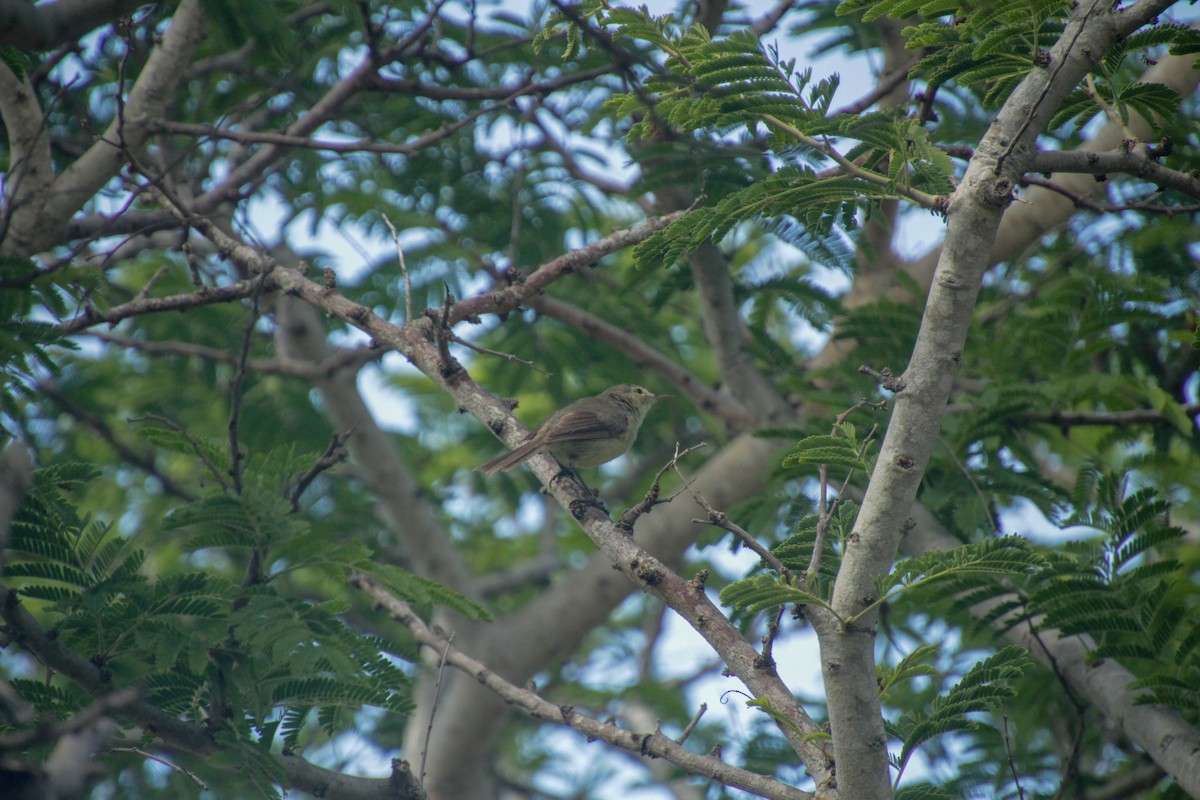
153 197 834 794
352 573 815 800
25 0 207 255
447 212 687 326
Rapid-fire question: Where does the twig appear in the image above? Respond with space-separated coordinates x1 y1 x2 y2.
227 271 270 494
675 462 794 583
810 401 884 583
382 214 413 323
448 333 550 376
35 383 194 501
616 442 705 531
757 608 784 671
1020 174 1200 214
419 631 455 788
531 295 756 430
427 284 464 378
87 332 382 378
676 702 707 745
834 57 920 117
858 365 905 393
288 431 353 511
758 113 943 211
506 154 527 268
110 747 210 790
937 434 999 534
134 263 172 301
446 211 687 325
1001 716 1027 800
751 0 795 36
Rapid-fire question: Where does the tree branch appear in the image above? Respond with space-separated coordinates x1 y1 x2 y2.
352 574 815 800
1030 147 1200 200
528 294 755 429
22 0 207 256
811 3 1178 799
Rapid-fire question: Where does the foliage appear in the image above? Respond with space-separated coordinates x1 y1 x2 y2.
1 0 1199 798
3 443 482 796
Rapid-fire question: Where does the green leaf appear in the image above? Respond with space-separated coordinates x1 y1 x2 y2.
719 573 835 616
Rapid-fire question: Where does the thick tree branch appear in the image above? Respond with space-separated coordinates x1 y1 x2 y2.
811 4 1179 799
20 0 208 256
902 48 1200 291
1029 147 1200 200
0 63 54 252
157 203 833 797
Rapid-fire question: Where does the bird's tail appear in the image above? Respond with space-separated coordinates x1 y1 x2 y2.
475 439 540 475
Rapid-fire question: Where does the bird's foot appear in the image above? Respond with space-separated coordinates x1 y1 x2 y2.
569 495 609 519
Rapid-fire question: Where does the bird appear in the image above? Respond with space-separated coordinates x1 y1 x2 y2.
475 384 670 475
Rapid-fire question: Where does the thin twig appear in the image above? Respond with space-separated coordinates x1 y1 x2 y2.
676 702 707 745
617 442 705 530
419 631 455 788
758 113 943 210
227 272 270 495
288 431 353 511
87 331 382 378
674 460 794 583
382 214 413 323
448 333 550 376
1001 716 1027 800
937 434 999 534
111 747 210 790
428 283 463 378
810 402 883 583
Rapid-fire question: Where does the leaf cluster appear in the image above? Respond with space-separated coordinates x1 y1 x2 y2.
905 473 1200 722
837 0 1199 130
885 645 1033 786
2 446 486 795
576 12 957 269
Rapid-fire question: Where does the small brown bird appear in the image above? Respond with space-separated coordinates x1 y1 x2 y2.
475 384 670 475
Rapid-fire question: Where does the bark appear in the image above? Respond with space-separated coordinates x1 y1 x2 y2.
810 3 1180 799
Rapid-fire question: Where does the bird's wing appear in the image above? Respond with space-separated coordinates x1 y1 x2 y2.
540 407 626 442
